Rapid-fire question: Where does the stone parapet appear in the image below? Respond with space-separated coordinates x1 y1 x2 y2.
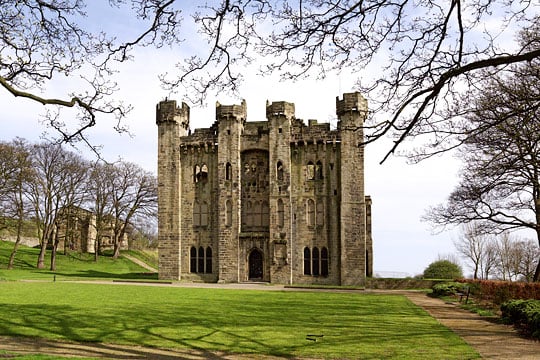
336 92 367 116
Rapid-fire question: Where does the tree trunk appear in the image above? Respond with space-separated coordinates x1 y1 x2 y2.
50 230 59 271
112 236 121 259
36 233 48 269
534 198 540 282
7 217 23 269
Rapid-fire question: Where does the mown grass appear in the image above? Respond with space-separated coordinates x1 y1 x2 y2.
0 282 480 359
0 241 480 358
0 240 156 281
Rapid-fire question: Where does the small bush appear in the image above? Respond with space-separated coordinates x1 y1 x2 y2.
423 260 463 279
432 282 468 297
501 299 540 339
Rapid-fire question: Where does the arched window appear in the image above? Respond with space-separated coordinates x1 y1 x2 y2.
276 161 284 181
306 161 315 180
206 247 213 274
190 246 197 273
198 246 205 273
200 201 208 227
316 201 324 226
312 247 320 276
225 200 232 226
321 247 329 276
277 199 284 227
200 164 208 182
316 160 323 179
303 247 311 275
225 162 232 180
307 199 315 226
193 201 201 227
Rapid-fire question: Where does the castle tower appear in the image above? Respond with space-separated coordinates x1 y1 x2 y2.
156 99 190 280
336 92 368 286
216 100 246 282
266 101 295 284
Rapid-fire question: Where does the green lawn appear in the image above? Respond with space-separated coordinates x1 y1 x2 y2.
0 241 480 359
0 282 479 359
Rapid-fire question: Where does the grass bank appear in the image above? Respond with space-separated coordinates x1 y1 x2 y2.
0 240 155 281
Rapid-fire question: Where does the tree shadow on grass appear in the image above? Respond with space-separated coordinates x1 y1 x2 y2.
52 270 158 281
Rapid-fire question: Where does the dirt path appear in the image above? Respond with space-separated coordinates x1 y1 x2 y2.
121 254 158 273
1 286 539 359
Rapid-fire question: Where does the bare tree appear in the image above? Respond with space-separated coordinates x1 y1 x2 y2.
27 142 89 269
0 139 34 269
482 241 498 280
0 1 181 148
426 56 540 280
516 238 540 282
454 223 489 279
495 233 522 281
107 161 157 259
48 152 89 271
165 1 540 162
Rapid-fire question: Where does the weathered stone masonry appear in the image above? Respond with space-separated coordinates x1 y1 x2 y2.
156 92 373 285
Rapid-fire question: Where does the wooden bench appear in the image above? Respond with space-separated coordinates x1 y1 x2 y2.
457 286 470 304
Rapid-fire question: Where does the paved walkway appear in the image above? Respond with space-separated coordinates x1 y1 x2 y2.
1 284 539 359
403 291 540 359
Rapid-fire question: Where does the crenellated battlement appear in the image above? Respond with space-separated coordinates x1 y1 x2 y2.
336 92 367 116
156 99 190 130
266 100 295 118
216 99 247 121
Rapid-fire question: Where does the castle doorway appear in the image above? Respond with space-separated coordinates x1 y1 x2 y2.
248 249 263 280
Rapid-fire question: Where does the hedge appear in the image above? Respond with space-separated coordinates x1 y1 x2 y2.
456 279 540 304
501 299 540 339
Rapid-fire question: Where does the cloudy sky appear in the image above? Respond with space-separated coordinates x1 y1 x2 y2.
0 2 471 277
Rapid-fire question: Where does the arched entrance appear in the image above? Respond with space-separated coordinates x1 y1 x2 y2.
248 249 263 281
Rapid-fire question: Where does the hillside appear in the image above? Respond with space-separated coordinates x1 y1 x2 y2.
0 240 157 282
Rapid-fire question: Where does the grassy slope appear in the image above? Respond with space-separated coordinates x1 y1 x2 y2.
0 282 479 359
0 240 155 281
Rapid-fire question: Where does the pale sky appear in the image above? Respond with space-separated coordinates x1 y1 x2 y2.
0 2 469 277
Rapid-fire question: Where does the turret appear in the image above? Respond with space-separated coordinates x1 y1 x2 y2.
216 100 246 283
156 99 189 280
337 92 368 286
156 99 190 132
216 99 247 122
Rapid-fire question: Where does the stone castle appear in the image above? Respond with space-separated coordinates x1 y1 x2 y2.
156 92 372 286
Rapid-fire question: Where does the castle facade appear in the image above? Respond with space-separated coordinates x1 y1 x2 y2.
156 92 372 285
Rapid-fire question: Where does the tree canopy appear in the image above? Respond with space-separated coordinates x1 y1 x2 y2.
426 55 540 280
1 1 538 160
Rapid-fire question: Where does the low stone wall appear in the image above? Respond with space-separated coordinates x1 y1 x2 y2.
367 278 443 290
0 236 40 248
